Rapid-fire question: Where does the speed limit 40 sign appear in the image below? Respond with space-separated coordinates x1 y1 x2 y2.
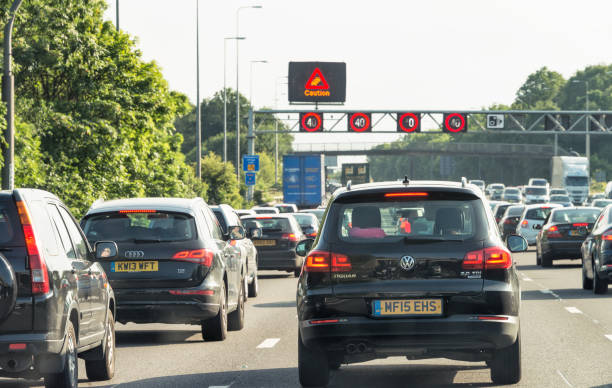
443 113 468 133
300 112 324 132
348 112 371 132
397 112 421 133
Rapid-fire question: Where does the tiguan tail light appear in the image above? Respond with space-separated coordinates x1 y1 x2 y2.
172 249 214 266
462 250 484 270
16 201 50 295
602 230 612 241
520 220 529 228
305 251 352 272
484 246 512 269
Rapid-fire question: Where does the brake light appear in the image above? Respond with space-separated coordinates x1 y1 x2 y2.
307 232 317 238
9 343 26 350
304 250 330 272
477 316 509 321
331 253 351 272
603 230 612 241
520 220 529 228
172 249 214 266
484 246 512 269
169 289 214 296
573 223 589 227
309 319 339 324
304 251 352 272
462 250 484 269
16 201 50 295
118 209 156 213
384 192 428 198
547 225 562 238
281 233 298 242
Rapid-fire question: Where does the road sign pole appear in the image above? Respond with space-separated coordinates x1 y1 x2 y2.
247 108 255 202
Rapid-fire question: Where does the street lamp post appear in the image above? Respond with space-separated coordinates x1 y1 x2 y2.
2 0 24 190
224 37 245 163
235 5 262 181
116 0 119 31
274 76 288 185
249 60 268 110
572 79 590 160
195 0 201 179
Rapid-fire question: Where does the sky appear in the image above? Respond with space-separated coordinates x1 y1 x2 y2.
103 0 612 160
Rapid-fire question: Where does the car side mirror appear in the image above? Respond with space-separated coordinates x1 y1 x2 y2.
94 241 118 260
248 227 262 239
296 238 314 257
533 224 542 230
227 225 246 241
507 235 528 253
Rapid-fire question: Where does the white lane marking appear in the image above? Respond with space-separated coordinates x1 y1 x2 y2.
522 276 533 281
605 334 612 342
557 370 573 387
257 338 281 348
539 289 553 294
565 307 582 314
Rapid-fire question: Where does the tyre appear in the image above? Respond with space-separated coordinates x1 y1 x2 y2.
541 251 553 268
582 260 593 290
593 264 609 294
294 268 301 277
298 331 329 387
202 282 227 341
535 249 541 266
228 279 245 331
248 270 259 298
490 332 521 385
45 321 78 388
85 308 116 381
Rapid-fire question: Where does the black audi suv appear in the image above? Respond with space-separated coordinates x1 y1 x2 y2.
295 180 527 387
81 197 247 342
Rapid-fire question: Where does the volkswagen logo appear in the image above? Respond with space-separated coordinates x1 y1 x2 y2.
400 256 416 271
124 250 145 259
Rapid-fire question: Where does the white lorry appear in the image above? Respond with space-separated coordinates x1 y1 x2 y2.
551 156 589 205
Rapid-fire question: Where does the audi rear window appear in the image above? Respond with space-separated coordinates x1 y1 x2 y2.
82 211 197 243
551 209 600 224
336 198 487 242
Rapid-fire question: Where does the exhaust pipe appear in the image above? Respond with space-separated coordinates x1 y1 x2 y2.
357 343 367 353
346 343 357 354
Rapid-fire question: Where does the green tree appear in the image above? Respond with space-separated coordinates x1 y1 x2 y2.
201 152 242 208
513 67 565 109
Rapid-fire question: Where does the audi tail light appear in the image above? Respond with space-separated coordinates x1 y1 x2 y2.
172 249 214 266
547 225 562 239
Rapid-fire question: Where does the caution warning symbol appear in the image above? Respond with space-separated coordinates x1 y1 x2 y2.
305 68 329 90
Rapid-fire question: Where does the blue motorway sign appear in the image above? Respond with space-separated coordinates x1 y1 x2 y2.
245 172 256 186
243 155 260 172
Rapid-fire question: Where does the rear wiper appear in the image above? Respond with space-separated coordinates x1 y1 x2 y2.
132 239 162 243
403 237 465 243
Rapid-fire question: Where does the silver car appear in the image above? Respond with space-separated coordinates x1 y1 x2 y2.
516 203 563 245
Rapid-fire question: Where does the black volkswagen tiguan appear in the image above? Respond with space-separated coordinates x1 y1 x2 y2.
296 180 527 387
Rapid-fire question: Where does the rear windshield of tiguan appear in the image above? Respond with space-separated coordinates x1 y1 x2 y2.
336 197 487 242
82 211 197 243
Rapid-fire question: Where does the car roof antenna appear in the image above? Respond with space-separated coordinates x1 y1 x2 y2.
461 177 468 188
346 180 352 191
402 175 410 185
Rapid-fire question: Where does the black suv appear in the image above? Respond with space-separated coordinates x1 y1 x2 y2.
295 180 527 387
81 197 247 342
0 189 117 388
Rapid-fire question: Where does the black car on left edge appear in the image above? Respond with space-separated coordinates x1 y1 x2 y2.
581 204 612 294
295 179 527 387
81 198 247 342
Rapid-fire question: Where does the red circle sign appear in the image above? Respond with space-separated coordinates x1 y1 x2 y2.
349 112 371 132
445 113 466 132
301 112 322 132
399 113 419 132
